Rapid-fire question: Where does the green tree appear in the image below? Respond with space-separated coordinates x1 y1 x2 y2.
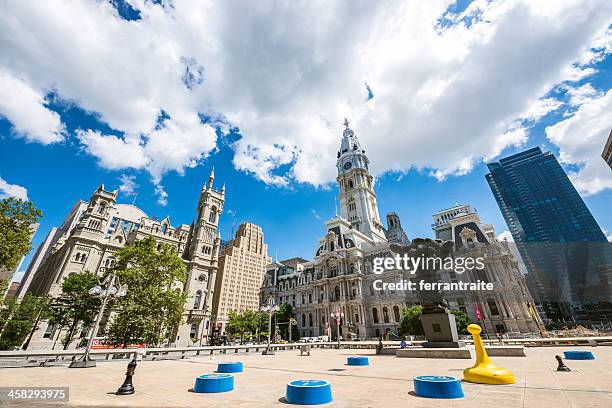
276 303 298 341
226 309 269 342
399 305 424 336
253 311 267 341
0 294 47 350
48 272 101 349
0 279 7 300
106 237 187 347
450 310 470 335
0 198 42 272
226 310 247 341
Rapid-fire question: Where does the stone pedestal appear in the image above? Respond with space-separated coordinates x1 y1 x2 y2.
421 311 465 348
396 348 472 359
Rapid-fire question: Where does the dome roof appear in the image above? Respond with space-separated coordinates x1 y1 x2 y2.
113 204 148 223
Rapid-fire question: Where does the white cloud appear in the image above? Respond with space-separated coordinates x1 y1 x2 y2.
76 130 149 170
497 230 514 242
0 176 29 200
311 209 323 221
521 98 563 122
117 174 138 196
602 228 612 242
0 0 611 189
0 69 64 144
154 184 169 206
545 89 612 196
566 83 602 106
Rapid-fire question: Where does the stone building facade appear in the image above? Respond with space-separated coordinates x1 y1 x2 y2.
24 168 224 348
260 121 541 340
212 222 271 334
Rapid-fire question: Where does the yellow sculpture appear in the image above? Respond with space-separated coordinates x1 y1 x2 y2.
463 324 515 385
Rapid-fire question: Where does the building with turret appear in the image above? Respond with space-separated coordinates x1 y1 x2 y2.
260 120 541 339
23 168 224 349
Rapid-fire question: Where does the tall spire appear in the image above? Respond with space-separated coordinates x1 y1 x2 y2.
207 166 215 189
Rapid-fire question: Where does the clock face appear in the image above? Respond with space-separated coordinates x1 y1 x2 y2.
343 161 352 170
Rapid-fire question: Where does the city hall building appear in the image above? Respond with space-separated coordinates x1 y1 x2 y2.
260 121 541 339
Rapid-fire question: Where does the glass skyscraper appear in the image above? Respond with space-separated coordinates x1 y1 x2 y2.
486 147 611 326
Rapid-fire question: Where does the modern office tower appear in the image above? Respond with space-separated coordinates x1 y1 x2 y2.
486 147 610 325
212 223 271 334
603 129 612 170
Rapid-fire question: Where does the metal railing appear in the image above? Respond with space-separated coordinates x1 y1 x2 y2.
0 336 610 365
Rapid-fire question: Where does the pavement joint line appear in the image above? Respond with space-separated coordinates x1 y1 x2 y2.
176 359 612 395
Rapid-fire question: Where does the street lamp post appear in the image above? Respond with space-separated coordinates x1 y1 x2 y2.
260 296 279 355
70 272 127 368
331 308 344 349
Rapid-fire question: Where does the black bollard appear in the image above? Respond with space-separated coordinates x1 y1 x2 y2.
555 355 571 372
116 359 137 395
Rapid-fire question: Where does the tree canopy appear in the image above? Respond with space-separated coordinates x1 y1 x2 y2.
106 237 187 347
0 294 48 350
0 198 42 273
226 309 268 342
399 305 424 336
47 271 101 349
399 305 472 337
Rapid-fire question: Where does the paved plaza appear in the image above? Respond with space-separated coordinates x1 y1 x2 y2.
0 346 611 407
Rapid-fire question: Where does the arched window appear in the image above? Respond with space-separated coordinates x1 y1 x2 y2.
81 253 87 262
467 238 475 248
334 286 341 301
393 306 400 322
349 180 353 189
308 313 313 327
383 307 390 323
372 307 379 324
209 206 217 223
193 290 202 309
96 201 106 214
302 314 306 327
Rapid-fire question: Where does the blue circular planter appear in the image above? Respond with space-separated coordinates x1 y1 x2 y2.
286 380 332 405
217 362 244 373
193 374 234 393
413 376 464 399
564 350 595 360
347 356 369 366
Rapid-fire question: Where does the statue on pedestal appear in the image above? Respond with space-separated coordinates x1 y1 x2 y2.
390 238 465 348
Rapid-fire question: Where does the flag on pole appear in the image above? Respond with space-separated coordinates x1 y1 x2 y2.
528 306 536 320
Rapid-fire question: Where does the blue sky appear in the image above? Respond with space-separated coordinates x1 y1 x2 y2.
1 1 611 280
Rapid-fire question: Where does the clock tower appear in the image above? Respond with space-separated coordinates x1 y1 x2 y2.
336 119 386 242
